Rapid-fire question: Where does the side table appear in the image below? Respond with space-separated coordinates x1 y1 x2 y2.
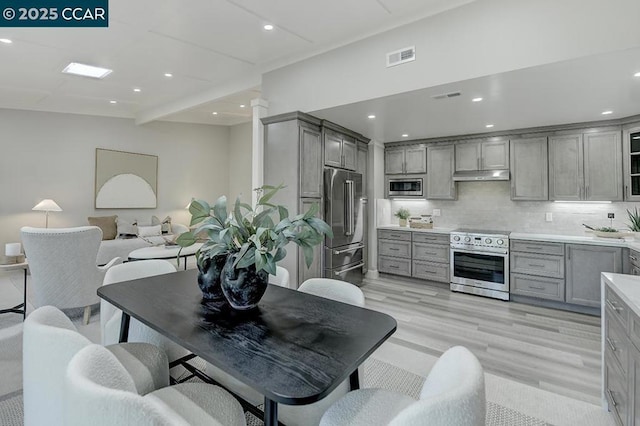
128 243 203 271
0 261 28 320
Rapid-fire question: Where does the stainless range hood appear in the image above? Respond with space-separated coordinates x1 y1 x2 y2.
452 170 510 181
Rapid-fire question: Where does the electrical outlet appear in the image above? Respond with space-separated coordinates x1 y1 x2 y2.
433 209 441 217
608 213 615 219
545 212 553 222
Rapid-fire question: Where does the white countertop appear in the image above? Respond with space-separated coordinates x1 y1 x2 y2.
602 272 640 317
510 232 632 247
377 225 453 234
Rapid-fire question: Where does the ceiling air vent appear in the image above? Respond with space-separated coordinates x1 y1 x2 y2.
432 91 462 100
386 46 416 68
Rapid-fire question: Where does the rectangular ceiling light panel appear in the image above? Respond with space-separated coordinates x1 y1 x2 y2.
62 62 112 79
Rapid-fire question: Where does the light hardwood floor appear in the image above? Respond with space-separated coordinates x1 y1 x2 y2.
362 273 602 405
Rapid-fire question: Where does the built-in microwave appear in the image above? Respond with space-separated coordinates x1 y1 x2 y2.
386 176 424 197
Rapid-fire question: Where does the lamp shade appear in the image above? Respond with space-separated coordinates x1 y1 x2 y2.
32 199 62 212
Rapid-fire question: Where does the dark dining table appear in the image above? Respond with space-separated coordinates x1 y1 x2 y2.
97 269 397 426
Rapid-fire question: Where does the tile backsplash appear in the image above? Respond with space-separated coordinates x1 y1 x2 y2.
387 181 640 235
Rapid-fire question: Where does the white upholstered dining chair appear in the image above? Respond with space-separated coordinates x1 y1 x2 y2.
65 344 247 426
100 259 190 365
23 306 169 426
21 226 121 324
268 265 290 288
320 346 486 426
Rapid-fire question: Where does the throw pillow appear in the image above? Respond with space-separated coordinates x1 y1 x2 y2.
88 215 118 240
152 215 172 234
116 218 138 237
137 224 162 237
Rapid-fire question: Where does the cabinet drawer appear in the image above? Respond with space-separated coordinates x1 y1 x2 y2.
412 261 449 283
606 286 630 332
606 313 630 375
605 353 630 426
412 243 449 263
379 256 412 277
378 229 412 241
412 233 449 245
510 273 564 301
510 240 564 256
510 252 564 278
379 240 411 258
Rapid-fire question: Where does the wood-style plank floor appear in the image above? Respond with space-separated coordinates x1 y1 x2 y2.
361 273 602 405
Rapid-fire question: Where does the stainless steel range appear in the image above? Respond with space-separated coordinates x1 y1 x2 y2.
450 229 511 301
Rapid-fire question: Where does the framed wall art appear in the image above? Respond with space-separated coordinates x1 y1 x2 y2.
95 148 158 209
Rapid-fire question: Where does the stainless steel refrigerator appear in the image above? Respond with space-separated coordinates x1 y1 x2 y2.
324 168 367 285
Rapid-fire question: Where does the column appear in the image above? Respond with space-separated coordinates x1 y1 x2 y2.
251 98 269 206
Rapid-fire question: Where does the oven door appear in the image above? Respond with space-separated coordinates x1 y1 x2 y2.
450 248 509 292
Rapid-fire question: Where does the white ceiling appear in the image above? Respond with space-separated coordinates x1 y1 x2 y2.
312 47 640 142
0 0 473 126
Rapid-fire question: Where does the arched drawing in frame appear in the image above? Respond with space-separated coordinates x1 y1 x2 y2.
95 148 158 209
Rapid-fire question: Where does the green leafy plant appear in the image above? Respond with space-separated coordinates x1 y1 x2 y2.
177 184 333 275
394 207 411 220
627 207 640 232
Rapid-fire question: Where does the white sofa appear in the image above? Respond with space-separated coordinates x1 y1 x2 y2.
96 223 189 265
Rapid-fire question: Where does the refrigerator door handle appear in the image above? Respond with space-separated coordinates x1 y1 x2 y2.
334 262 365 276
344 180 354 236
333 244 365 255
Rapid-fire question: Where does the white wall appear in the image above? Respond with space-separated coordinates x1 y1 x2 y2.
0 108 230 245
263 0 640 115
228 122 253 204
387 181 640 235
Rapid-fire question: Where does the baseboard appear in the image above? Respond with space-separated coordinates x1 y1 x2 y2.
365 270 379 279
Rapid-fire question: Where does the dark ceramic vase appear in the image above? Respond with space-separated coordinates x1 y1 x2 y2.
221 254 269 310
197 254 227 301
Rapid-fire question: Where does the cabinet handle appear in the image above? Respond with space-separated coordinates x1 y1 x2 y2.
606 337 617 352
528 285 546 290
606 299 623 312
388 265 399 269
527 263 545 268
422 252 438 256
630 256 637 261
525 246 543 250
567 247 571 260
422 269 437 274
626 185 629 199
388 248 400 251
586 185 589 199
477 157 481 170
607 389 618 407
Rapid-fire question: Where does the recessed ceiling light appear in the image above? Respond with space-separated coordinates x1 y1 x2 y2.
263 24 274 31
62 62 112 79
634 72 640 77
472 97 483 102
0 38 12 44
240 104 246 108
402 134 409 138
133 88 141 93
212 112 218 115
368 115 376 119
164 73 173 77
485 124 494 128
602 110 613 115
109 100 117 104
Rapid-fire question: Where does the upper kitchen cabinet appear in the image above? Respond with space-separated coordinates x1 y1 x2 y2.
427 144 456 200
549 129 622 201
623 124 640 201
510 137 548 201
384 144 426 174
357 140 369 196
323 124 357 171
455 139 509 171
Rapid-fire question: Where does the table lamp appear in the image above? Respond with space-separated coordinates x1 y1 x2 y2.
32 199 62 228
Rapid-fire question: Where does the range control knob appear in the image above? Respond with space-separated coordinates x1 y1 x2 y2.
453 236 460 241
497 239 504 245
485 238 492 244
464 237 471 242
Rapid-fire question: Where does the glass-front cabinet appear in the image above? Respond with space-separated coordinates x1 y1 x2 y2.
624 125 640 200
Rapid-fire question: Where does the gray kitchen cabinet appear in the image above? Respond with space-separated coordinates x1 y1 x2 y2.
510 137 548 201
323 128 357 171
549 130 623 201
510 240 565 302
584 131 623 201
632 346 640 425
378 229 412 276
631 249 640 276
298 198 323 285
566 244 623 307
384 144 426 174
357 142 368 196
427 144 456 200
455 139 508 172
299 126 323 198
622 124 640 201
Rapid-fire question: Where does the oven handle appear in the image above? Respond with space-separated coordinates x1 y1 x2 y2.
450 247 508 257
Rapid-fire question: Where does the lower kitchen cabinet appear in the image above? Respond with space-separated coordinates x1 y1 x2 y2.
566 244 623 307
378 229 450 282
510 240 565 301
